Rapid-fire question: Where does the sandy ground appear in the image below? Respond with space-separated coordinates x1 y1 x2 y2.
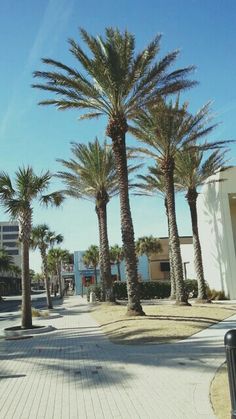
90 301 236 344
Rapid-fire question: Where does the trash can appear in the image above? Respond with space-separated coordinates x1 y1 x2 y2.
224 330 236 419
89 291 96 303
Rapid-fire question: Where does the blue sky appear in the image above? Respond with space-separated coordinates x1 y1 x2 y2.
0 0 235 271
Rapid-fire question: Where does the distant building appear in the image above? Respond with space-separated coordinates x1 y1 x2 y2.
0 221 21 296
73 236 195 295
0 221 21 268
198 166 236 299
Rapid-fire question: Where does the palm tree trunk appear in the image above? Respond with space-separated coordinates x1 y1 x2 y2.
117 262 121 281
20 211 33 329
41 247 53 309
21 239 33 328
96 203 114 302
96 205 107 301
94 266 97 284
162 158 189 305
165 197 176 299
186 188 209 302
56 262 63 299
107 117 144 316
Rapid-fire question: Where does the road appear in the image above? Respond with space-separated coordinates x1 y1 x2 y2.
0 292 58 334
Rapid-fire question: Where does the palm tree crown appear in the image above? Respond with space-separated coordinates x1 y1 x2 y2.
57 139 119 205
33 28 196 120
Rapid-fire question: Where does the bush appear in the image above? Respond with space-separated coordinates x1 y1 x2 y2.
184 279 198 298
207 287 229 301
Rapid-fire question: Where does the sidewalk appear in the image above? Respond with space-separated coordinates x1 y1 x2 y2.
0 295 234 419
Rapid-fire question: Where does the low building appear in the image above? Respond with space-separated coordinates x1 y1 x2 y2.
73 236 195 295
0 221 21 267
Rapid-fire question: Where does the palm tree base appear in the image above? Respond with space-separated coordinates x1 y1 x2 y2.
175 300 191 306
195 298 212 304
169 295 176 300
126 304 146 316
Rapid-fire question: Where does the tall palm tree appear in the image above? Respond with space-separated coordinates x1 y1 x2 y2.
47 248 71 298
131 99 218 305
83 245 99 285
110 244 124 281
30 224 63 309
135 166 176 298
136 236 162 280
0 167 63 328
33 28 196 315
57 139 120 301
175 148 228 301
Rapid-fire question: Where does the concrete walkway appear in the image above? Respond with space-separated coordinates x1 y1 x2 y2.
0 296 234 419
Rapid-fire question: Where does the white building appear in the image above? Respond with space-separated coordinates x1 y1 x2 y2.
197 167 236 298
0 221 21 268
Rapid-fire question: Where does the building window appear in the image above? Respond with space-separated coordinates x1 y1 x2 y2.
3 242 18 248
6 249 19 255
2 234 19 240
160 262 170 272
2 225 19 232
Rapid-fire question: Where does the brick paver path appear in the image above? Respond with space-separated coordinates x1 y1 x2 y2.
0 296 234 418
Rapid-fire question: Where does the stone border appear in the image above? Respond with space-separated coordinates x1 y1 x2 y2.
4 325 55 337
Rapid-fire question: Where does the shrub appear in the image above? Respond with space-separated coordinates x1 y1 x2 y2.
207 287 229 301
184 279 198 298
87 284 102 302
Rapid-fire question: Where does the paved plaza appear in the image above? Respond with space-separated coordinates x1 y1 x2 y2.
0 296 234 418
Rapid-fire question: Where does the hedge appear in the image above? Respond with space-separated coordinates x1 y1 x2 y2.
87 280 198 301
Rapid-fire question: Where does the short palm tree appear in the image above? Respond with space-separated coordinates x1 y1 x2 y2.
83 245 99 284
30 224 63 309
0 248 14 272
33 27 196 316
110 244 124 281
47 248 71 298
136 236 162 280
135 165 176 298
175 148 228 301
0 167 63 328
131 99 218 305
57 139 119 301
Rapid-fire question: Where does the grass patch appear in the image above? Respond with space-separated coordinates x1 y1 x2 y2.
90 302 236 344
31 307 49 317
210 362 230 419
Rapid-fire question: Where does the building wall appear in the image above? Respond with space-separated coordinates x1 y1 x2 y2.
197 167 236 298
0 222 21 268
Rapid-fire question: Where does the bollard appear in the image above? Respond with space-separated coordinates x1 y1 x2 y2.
224 330 236 419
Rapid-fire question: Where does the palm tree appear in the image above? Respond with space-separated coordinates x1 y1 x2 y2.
175 148 228 301
136 236 162 280
135 166 176 298
110 244 124 281
33 28 196 316
0 248 14 272
83 245 99 284
0 167 63 328
131 99 219 305
57 139 119 301
47 248 71 298
30 224 63 309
